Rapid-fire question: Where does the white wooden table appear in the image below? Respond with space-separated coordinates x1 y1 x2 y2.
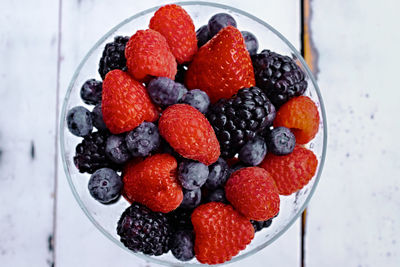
1 0 399 266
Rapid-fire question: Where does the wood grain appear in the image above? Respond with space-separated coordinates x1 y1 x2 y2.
0 1 59 266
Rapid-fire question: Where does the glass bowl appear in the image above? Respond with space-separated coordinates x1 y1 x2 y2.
60 1 327 266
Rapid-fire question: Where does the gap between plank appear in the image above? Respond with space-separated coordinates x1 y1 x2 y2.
300 0 319 266
52 0 63 266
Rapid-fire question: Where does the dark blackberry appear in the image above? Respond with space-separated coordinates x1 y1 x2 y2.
117 203 171 256
98 36 129 80
207 87 276 158
251 218 273 232
73 131 118 174
168 208 193 231
252 49 308 108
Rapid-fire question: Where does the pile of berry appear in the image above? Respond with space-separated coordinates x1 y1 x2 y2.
66 4 320 265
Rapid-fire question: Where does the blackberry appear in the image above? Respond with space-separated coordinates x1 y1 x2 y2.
252 50 308 108
117 203 171 256
73 131 118 174
98 36 129 80
207 87 276 158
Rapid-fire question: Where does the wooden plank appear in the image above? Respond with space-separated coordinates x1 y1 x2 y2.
305 0 400 266
0 0 59 266
56 1 302 266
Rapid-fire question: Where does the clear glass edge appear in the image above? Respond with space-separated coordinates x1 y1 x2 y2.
59 1 328 266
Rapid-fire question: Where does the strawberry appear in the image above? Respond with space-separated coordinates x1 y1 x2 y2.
225 167 280 221
122 154 183 213
125 29 177 82
273 96 320 144
191 202 254 264
102 70 158 134
149 4 197 64
185 26 255 103
259 145 318 195
158 104 220 165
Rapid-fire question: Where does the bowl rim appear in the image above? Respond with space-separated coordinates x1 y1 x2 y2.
60 1 327 266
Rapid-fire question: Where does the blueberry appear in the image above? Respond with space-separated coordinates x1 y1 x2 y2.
205 158 230 190
196 25 211 47
180 89 210 114
67 106 93 137
239 137 267 166
251 219 272 232
147 77 187 107
125 122 160 157
267 127 296 155
171 230 195 262
241 31 258 56
178 160 209 190
91 104 108 132
180 188 201 209
80 79 102 105
208 13 237 37
88 168 122 204
206 188 228 203
105 135 131 164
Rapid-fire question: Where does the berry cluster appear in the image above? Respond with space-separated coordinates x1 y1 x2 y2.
66 4 320 265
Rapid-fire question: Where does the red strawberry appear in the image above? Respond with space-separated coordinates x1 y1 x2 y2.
149 4 197 64
185 26 255 103
122 154 183 213
158 104 220 165
273 96 320 144
192 202 254 264
259 145 318 195
225 167 280 221
102 70 158 134
125 29 177 82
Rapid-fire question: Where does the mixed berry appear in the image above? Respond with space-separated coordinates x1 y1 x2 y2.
66 4 320 265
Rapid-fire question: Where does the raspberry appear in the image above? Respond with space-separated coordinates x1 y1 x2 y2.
185 26 255 103
122 154 183 213
225 167 280 221
273 96 320 144
149 4 197 64
158 104 220 165
191 202 254 264
125 29 177 82
102 70 159 134
259 145 318 195
117 203 171 255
